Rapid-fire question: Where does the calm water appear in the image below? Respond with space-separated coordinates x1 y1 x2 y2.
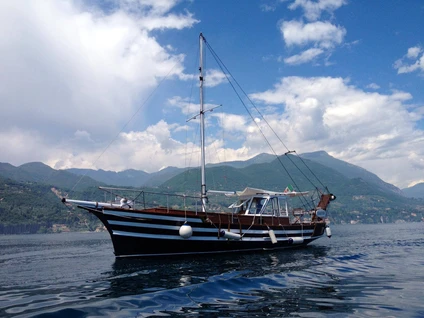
0 223 423 317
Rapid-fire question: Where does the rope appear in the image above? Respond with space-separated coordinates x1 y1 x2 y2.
203 39 316 210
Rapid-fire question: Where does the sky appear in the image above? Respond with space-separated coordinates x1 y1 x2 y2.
0 0 423 189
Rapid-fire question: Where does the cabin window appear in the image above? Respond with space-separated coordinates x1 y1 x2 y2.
239 201 248 214
262 197 280 216
247 197 267 215
229 200 249 214
278 197 289 217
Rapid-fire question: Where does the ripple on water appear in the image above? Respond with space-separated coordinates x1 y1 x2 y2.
1 224 424 317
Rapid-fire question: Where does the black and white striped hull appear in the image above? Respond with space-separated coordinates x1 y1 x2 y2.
87 207 326 258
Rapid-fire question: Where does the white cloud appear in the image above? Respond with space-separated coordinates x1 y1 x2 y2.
138 12 198 31
366 83 380 90
167 96 221 118
168 96 199 115
394 46 424 74
52 120 193 172
407 46 422 59
249 76 424 187
211 113 247 133
284 48 324 65
280 20 346 49
0 0 198 166
288 0 347 21
127 0 180 15
37 75 424 189
205 69 228 87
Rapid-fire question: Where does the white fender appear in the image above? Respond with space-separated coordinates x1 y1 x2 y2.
288 237 304 244
268 230 277 244
325 226 332 238
220 230 241 240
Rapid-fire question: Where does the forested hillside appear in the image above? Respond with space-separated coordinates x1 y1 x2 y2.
0 176 102 234
1 154 423 234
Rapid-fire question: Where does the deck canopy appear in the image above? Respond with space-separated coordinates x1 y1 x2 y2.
225 187 309 200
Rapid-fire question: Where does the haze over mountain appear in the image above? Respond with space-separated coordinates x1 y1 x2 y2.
0 162 101 190
301 151 402 195
1 151 414 194
402 183 424 199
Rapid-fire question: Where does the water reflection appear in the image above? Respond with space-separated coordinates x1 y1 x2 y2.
93 246 340 316
5 224 423 317
107 246 330 296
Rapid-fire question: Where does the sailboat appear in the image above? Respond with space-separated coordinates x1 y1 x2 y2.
62 34 335 258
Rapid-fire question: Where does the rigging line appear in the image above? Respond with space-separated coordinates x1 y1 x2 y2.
185 43 200 172
204 41 293 156
204 43 300 175
204 40 313 210
228 68 324 193
203 39 326 194
70 52 186 194
292 150 328 192
205 46 322 210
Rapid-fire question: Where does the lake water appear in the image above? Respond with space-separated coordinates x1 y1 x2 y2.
0 223 423 317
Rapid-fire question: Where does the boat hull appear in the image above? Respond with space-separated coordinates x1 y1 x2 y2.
84 206 326 258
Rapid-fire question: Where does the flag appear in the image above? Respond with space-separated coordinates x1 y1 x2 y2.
283 185 294 193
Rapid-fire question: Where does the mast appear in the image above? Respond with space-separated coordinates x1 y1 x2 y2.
199 33 207 211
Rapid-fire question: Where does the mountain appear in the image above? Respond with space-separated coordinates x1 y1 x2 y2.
162 154 372 194
402 183 424 198
0 175 101 234
301 151 402 195
67 166 188 188
65 154 276 188
0 162 102 190
206 153 276 169
143 166 187 187
0 162 36 182
161 154 424 224
67 168 150 187
1 154 423 234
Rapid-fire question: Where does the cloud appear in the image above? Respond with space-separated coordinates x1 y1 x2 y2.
394 46 424 74
249 76 424 187
51 120 193 172
119 0 180 15
210 113 247 133
167 96 221 117
288 0 347 21
284 48 324 65
204 69 228 87
366 83 380 90
280 20 346 49
0 0 198 166
280 1 348 66
138 12 198 31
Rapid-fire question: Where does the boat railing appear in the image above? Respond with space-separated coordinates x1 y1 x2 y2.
97 187 234 213
291 208 327 224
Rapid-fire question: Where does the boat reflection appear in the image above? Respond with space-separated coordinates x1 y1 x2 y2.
105 246 330 299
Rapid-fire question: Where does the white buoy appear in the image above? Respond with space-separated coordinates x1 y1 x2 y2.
179 224 193 239
268 230 277 244
288 237 304 244
325 226 332 238
219 230 241 240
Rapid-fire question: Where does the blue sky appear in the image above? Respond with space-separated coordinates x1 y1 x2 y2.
0 0 423 189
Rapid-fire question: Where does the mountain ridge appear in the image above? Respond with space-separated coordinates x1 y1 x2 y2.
1 152 423 234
